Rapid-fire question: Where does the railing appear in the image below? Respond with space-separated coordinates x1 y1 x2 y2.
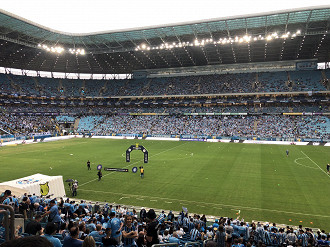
184 242 203 247
0 204 15 241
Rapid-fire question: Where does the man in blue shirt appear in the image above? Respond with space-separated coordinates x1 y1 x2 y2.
42 200 61 227
169 232 180 244
63 227 83 247
108 211 123 244
88 224 105 242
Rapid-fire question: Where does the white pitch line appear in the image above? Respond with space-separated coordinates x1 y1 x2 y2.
80 142 188 187
294 157 318 170
150 200 158 202
78 188 330 219
301 151 330 178
119 197 130 200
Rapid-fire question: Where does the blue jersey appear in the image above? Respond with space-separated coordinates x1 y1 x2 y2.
88 231 105 242
298 233 309 247
157 213 166 224
187 222 195 233
122 225 136 246
190 228 201 241
108 217 122 238
3 197 19 208
264 231 272 245
49 205 61 223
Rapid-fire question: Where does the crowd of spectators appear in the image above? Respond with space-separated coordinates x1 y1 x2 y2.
0 113 57 137
1 189 329 246
88 115 330 140
0 103 329 140
0 70 327 97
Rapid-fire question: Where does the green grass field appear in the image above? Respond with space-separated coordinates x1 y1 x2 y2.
1 138 329 230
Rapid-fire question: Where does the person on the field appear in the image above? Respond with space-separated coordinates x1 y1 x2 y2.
140 166 144 179
286 150 289 157
87 160 91 170
97 170 102 181
327 163 330 174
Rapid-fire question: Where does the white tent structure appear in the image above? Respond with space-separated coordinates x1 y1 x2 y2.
0 174 66 198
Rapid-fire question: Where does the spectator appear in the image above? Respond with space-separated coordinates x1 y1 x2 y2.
82 236 96 247
63 227 83 247
25 215 43 235
42 222 62 247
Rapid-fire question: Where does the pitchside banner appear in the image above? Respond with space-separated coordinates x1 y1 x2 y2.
296 61 317 70
104 168 128 172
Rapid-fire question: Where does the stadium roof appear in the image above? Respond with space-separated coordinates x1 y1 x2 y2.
0 6 329 74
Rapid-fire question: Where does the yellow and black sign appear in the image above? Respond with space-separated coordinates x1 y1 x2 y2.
40 182 49 196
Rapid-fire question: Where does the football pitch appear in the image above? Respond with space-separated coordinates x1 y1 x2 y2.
1 138 329 230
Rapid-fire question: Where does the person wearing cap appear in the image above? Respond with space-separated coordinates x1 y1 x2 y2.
146 209 159 247
42 200 61 227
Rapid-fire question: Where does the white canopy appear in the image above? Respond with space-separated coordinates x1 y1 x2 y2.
0 173 66 198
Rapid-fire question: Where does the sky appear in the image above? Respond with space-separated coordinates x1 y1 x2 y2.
0 0 329 34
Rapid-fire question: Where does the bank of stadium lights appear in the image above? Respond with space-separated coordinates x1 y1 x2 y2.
38 44 85 55
135 30 301 51
69 48 85 55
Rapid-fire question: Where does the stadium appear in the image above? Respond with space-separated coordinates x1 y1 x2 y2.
0 2 329 246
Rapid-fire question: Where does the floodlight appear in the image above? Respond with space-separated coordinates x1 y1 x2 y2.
266 35 272 41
